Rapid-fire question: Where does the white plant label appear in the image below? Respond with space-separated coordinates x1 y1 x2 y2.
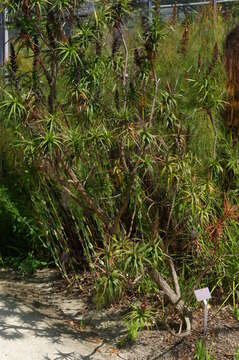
194 287 211 336
194 287 211 302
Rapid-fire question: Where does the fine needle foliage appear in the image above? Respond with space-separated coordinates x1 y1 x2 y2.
0 0 239 337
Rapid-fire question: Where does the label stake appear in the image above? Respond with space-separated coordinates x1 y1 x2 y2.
194 287 211 337
203 299 208 336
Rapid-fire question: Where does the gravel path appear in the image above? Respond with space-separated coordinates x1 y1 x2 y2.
0 269 120 360
0 269 238 360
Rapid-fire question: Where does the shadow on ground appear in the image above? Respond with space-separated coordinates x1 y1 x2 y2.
0 269 123 360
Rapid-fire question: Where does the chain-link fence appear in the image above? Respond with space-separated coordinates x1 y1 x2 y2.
0 0 238 65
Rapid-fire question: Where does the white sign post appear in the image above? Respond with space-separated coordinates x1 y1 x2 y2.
194 287 211 336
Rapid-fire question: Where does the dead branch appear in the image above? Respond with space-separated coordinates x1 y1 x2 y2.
149 61 160 124
110 167 137 235
62 166 111 230
120 134 129 172
168 258 181 298
119 27 129 112
206 109 217 159
149 267 191 335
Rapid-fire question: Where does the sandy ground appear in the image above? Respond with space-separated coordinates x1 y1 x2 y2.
0 269 121 360
0 269 238 360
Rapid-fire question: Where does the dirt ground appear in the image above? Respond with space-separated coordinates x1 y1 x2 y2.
0 268 238 359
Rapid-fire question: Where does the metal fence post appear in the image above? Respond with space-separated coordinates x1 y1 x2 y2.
0 11 8 65
148 0 153 20
4 10 8 63
0 12 4 65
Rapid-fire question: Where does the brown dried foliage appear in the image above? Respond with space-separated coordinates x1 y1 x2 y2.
170 0 177 26
181 22 190 55
197 7 201 21
206 196 239 250
224 25 239 133
154 0 160 16
224 8 230 22
198 53 202 73
112 23 122 57
207 42 219 75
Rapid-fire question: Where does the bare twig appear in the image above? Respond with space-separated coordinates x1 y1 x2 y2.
119 27 129 112
166 189 177 234
206 109 217 159
110 166 137 235
169 258 181 298
126 206 136 239
120 134 129 172
54 156 112 233
149 62 160 124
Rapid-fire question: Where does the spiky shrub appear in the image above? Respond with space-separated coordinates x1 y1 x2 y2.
1 0 239 328
124 303 157 340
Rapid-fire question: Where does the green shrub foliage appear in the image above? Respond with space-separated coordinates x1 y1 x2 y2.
0 1 239 308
